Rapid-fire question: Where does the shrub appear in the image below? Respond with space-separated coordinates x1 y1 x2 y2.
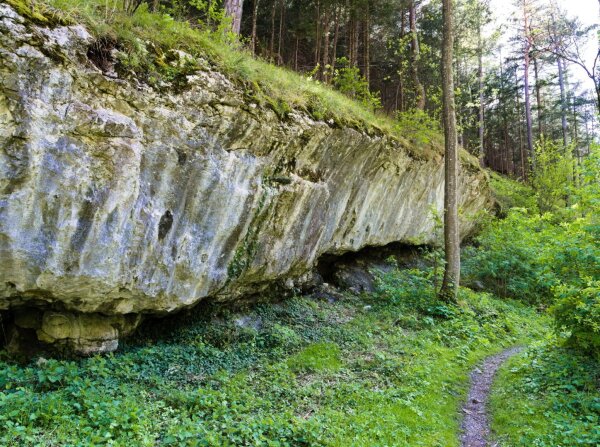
532 138 574 214
331 57 381 111
552 279 600 356
394 109 440 145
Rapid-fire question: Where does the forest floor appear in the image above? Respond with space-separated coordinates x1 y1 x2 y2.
2 267 597 446
0 271 600 447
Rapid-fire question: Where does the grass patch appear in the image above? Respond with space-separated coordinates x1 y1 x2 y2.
0 268 549 446
490 341 600 446
287 342 342 373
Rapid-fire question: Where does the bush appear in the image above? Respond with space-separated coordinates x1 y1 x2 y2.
331 57 381 111
394 110 440 145
552 279 600 356
532 138 574 214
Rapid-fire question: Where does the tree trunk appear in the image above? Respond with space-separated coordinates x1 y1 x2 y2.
346 8 351 66
396 7 406 112
322 11 332 80
277 0 284 65
409 0 425 110
224 0 244 35
478 21 484 161
250 0 259 55
515 69 527 181
330 5 340 83
572 96 578 143
364 1 371 86
533 56 543 137
352 15 360 67
557 56 569 147
269 1 276 61
294 35 299 71
440 0 459 303
522 2 535 171
595 79 600 116
315 0 321 69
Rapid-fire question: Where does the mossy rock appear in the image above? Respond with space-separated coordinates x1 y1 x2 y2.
5 0 72 26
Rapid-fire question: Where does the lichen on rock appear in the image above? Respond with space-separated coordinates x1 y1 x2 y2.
0 3 493 354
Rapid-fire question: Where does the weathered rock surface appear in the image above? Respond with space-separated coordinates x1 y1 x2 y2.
0 4 492 352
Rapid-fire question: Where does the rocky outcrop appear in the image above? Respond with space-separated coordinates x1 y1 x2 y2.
0 4 492 353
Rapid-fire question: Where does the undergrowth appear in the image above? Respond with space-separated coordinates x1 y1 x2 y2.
491 341 600 446
464 145 599 355
0 268 547 446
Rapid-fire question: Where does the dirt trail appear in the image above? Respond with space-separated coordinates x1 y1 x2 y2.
460 347 523 447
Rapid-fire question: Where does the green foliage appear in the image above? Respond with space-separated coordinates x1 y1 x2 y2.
287 342 342 373
331 57 382 111
551 279 600 356
532 138 575 214
0 268 548 446
469 145 599 356
394 110 442 145
463 209 599 304
572 144 600 215
491 342 600 446
488 172 537 214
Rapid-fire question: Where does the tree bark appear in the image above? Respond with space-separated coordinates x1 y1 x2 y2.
440 0 459 303
364 1 371 86
478 20 484 161
352 15 360 67
277 0 284 65
224 0 244 35
572 95 578 142
294 35 299 71
322 11 332 79
250 0 259 55
330 5 340 83
397 7 407 112
515 69 527 181
409 0 425 110
557 56 569 147
522 1 535 171
269 1 276 61
533 56 543 137
315 0 321 69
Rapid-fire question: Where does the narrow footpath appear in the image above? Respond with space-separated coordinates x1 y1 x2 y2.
461 347 524 447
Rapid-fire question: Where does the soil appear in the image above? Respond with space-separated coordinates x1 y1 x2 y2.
460 347 523 447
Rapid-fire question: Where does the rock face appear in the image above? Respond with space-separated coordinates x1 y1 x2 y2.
0 4 492 353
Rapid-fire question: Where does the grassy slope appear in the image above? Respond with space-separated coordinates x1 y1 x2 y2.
0 269 548 446
4 0 453 161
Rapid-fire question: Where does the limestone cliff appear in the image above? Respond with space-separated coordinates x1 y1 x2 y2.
0 4 492 353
